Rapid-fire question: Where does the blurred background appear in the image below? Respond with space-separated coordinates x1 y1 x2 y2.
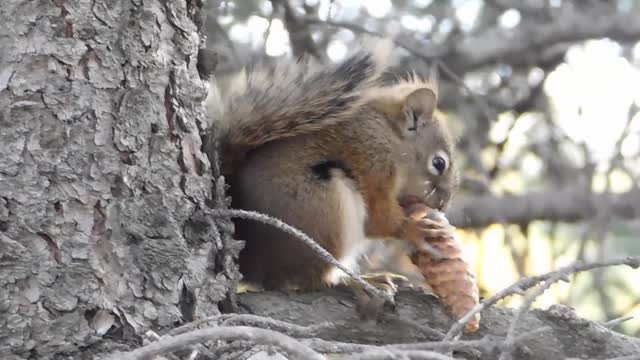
204 0 640 335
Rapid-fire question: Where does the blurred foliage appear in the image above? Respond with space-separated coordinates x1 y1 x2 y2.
204 0 640 336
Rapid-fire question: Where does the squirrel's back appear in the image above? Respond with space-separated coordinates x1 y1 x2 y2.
205 38 397 174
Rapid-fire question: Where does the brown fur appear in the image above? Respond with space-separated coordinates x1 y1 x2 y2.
207 38 396 175
229 74 459 290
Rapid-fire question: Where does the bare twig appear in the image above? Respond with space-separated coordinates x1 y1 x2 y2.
159 278 338 358
303 16 457 71
104 326 324 360
603 315 635 329
434 59 495 124
483 0 549 16
262 8 276 55
444 256 640 340
605 355 640 360
275 0 325 61
186 349 199 360
220 314 336 336
304 16 384 37
499 272 567 360
112 317 554 360
209 208 393 303
349 349 452 360
303 16 494 124
169 314 233 336
301 326 551 355
211 19 240 63
305 3 640 73
502 224 527 278
210 340 265 359
385 326 550 357
302 338 373 354
169 313 335 338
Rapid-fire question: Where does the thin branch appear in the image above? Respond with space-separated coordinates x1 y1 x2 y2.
275 0 325 61
252 326 552 356
294 327 555 360
303 17 496 128
302 16 452 65
606 356 640 360
308 4 640 74
443 4 640 71
349 349 452 360
302 338 373 354
499 272 567 360
169 314 233 336
169 313 335 338
444 256 640 341
220 314 337 337
304 16 384 37
211 19 239 63
113 315 555 360
209 208 393 303
434 59 495 123
603 315 635 329
105 326 324 360
483 0 549 16
262 9 276 55
389 326 550 354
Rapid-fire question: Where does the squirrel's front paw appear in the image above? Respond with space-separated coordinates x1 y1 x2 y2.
346 272 411 320
361 272 412 298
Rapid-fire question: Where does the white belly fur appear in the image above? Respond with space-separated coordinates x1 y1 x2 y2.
323 175 371 285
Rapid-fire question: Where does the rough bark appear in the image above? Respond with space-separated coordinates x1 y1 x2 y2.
0 0 239 359
236 289 640 360
2 1 639 359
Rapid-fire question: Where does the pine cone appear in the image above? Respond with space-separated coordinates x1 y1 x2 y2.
404 201 480 332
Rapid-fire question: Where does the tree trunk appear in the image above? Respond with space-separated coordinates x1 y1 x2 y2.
0 1 240 358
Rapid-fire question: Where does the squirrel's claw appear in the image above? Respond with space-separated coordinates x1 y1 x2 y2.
345 272 411 320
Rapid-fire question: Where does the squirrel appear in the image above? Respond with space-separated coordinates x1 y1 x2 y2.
205 39 459 304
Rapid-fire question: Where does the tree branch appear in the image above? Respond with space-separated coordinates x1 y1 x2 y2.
448 188 640 228
304 4 640 73
105 326 324 360
274 0 325 61
441 3 640 72
234 287 640 359
105 258 640 359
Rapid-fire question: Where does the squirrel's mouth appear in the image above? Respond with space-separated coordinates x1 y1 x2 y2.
397 194 424 209
398 193 448 212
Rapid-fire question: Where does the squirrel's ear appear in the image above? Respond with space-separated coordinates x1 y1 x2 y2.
401 88 437 137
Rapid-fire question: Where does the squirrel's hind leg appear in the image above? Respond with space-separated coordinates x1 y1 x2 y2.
232 153 351 291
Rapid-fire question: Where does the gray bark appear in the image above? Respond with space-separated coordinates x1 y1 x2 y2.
236 289 640 360
2 1 638 359
0 0 239 359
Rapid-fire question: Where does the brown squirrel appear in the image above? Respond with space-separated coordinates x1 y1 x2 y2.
205 40 459 302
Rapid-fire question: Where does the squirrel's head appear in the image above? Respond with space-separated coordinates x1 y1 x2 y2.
366 81 459 211
400 88 458 212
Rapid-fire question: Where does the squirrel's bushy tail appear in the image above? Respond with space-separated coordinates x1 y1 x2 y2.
207 39 395 174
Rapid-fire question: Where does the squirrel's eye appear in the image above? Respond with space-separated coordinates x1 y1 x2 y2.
433 156 446 173
429 151 449 176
